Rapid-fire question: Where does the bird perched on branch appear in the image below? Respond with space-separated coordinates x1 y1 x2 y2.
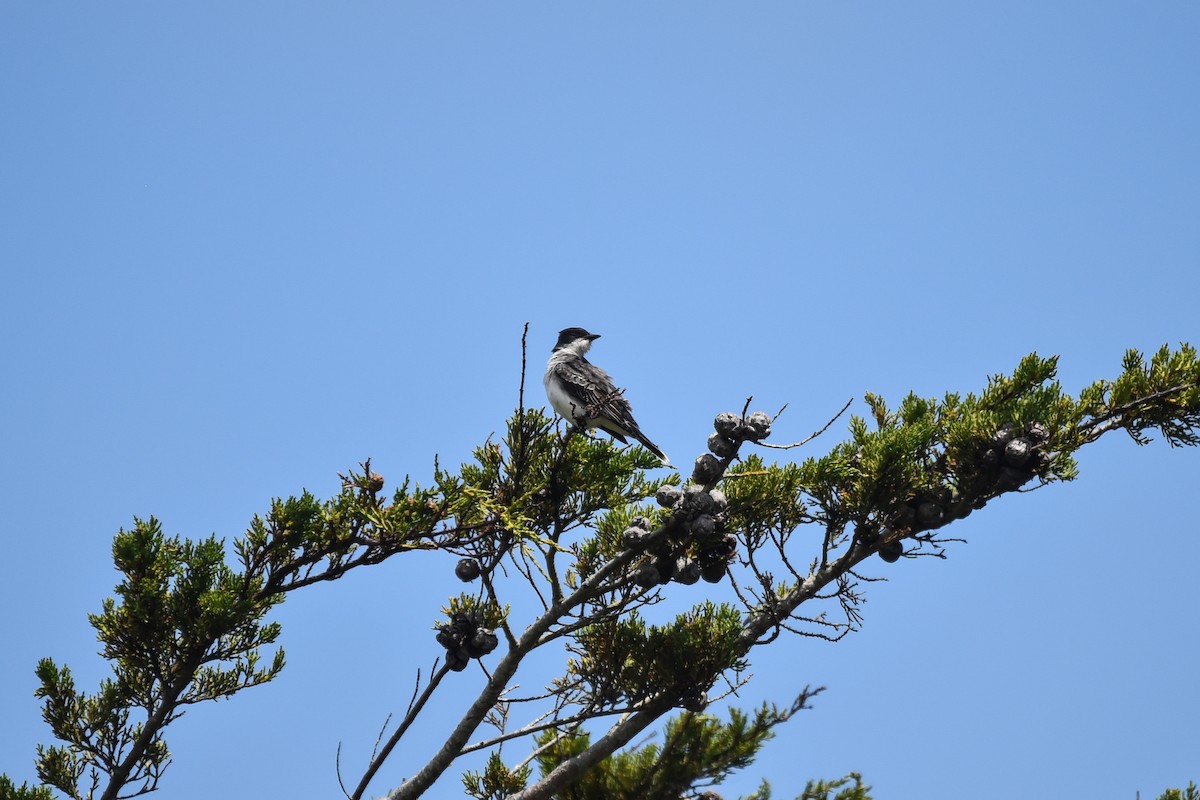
544 326 673 467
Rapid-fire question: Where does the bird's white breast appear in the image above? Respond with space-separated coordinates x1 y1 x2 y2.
545 358 592 426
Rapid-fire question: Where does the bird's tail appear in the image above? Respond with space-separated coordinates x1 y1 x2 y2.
634 434 674 469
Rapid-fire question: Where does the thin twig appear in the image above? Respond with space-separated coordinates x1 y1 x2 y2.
461 704 636 756
372 711 397 762
519 322 530 412
352 662 449 800
480 570 519 650
336 742 350 800
759 397 855 450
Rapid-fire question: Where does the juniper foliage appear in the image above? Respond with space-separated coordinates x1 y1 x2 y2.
3 344 1198 800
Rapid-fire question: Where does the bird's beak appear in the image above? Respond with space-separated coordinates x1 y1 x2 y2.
587 334 601 341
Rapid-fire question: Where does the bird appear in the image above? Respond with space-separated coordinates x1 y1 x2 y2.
544 326 673 467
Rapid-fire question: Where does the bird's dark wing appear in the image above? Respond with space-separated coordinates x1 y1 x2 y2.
551 359 608 408
552 359 630 434
552 357 672 465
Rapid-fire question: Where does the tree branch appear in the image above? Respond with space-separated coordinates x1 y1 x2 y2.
350 663 450 800
505 699 675 800
384 521 670 798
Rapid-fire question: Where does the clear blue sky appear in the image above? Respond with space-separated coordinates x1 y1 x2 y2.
2 4 1197 798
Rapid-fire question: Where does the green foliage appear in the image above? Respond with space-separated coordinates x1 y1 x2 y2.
722 455 812 551
502 410 673 542
798 773 872 800
570 602 746 706
437 409 674 589
574 500 667 583
33 517 284 799
13 344 1200 800
1078 344 1200 446
94 521 283 704
462 752 531 799
535 703 798 800
734 773 873 800
738 779 773 800
721 346 1200 577
1158 782 1200 800
440 593 508 630
0 776 55 800
805 352 1085 527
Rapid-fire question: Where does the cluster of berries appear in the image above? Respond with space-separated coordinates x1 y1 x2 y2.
891 485 956 538
622 410 773 586
979 421 1052 491
881 421 1054 564
622 485 736 587
435 609 499 672
881 486 958 563
694 411 772 482
680 685 708 712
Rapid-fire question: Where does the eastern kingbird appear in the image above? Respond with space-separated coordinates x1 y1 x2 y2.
544 327 672 467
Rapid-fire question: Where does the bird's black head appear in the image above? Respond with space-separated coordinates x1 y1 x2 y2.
554 327 600 351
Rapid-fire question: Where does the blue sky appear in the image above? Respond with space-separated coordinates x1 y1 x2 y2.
1 3 1197 798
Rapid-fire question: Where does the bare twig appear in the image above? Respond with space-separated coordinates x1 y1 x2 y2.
351 662 450 800
519 322 530 412
759 397 855 450
460 703 635 756
372 711 397 763
336 742 350 800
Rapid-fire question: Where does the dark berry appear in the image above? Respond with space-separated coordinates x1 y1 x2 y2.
653 556 676 584
647 536 674 557
1003 438 1031 467
1025 422 1050 443
879 540 904 563
455 558 481 582
714 412 742 438
681 688 708 712
466 629 498 657
622 526 650 548
916 502 944 528
692 453 723 485
674 559 701 585
744 411 772 441
689 514 716 539
996 466 1032 491
655 485 683 508
683 484 715 514
707 432 738 458
993 423 1017 447
631 564 660 589
446 649 471 672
